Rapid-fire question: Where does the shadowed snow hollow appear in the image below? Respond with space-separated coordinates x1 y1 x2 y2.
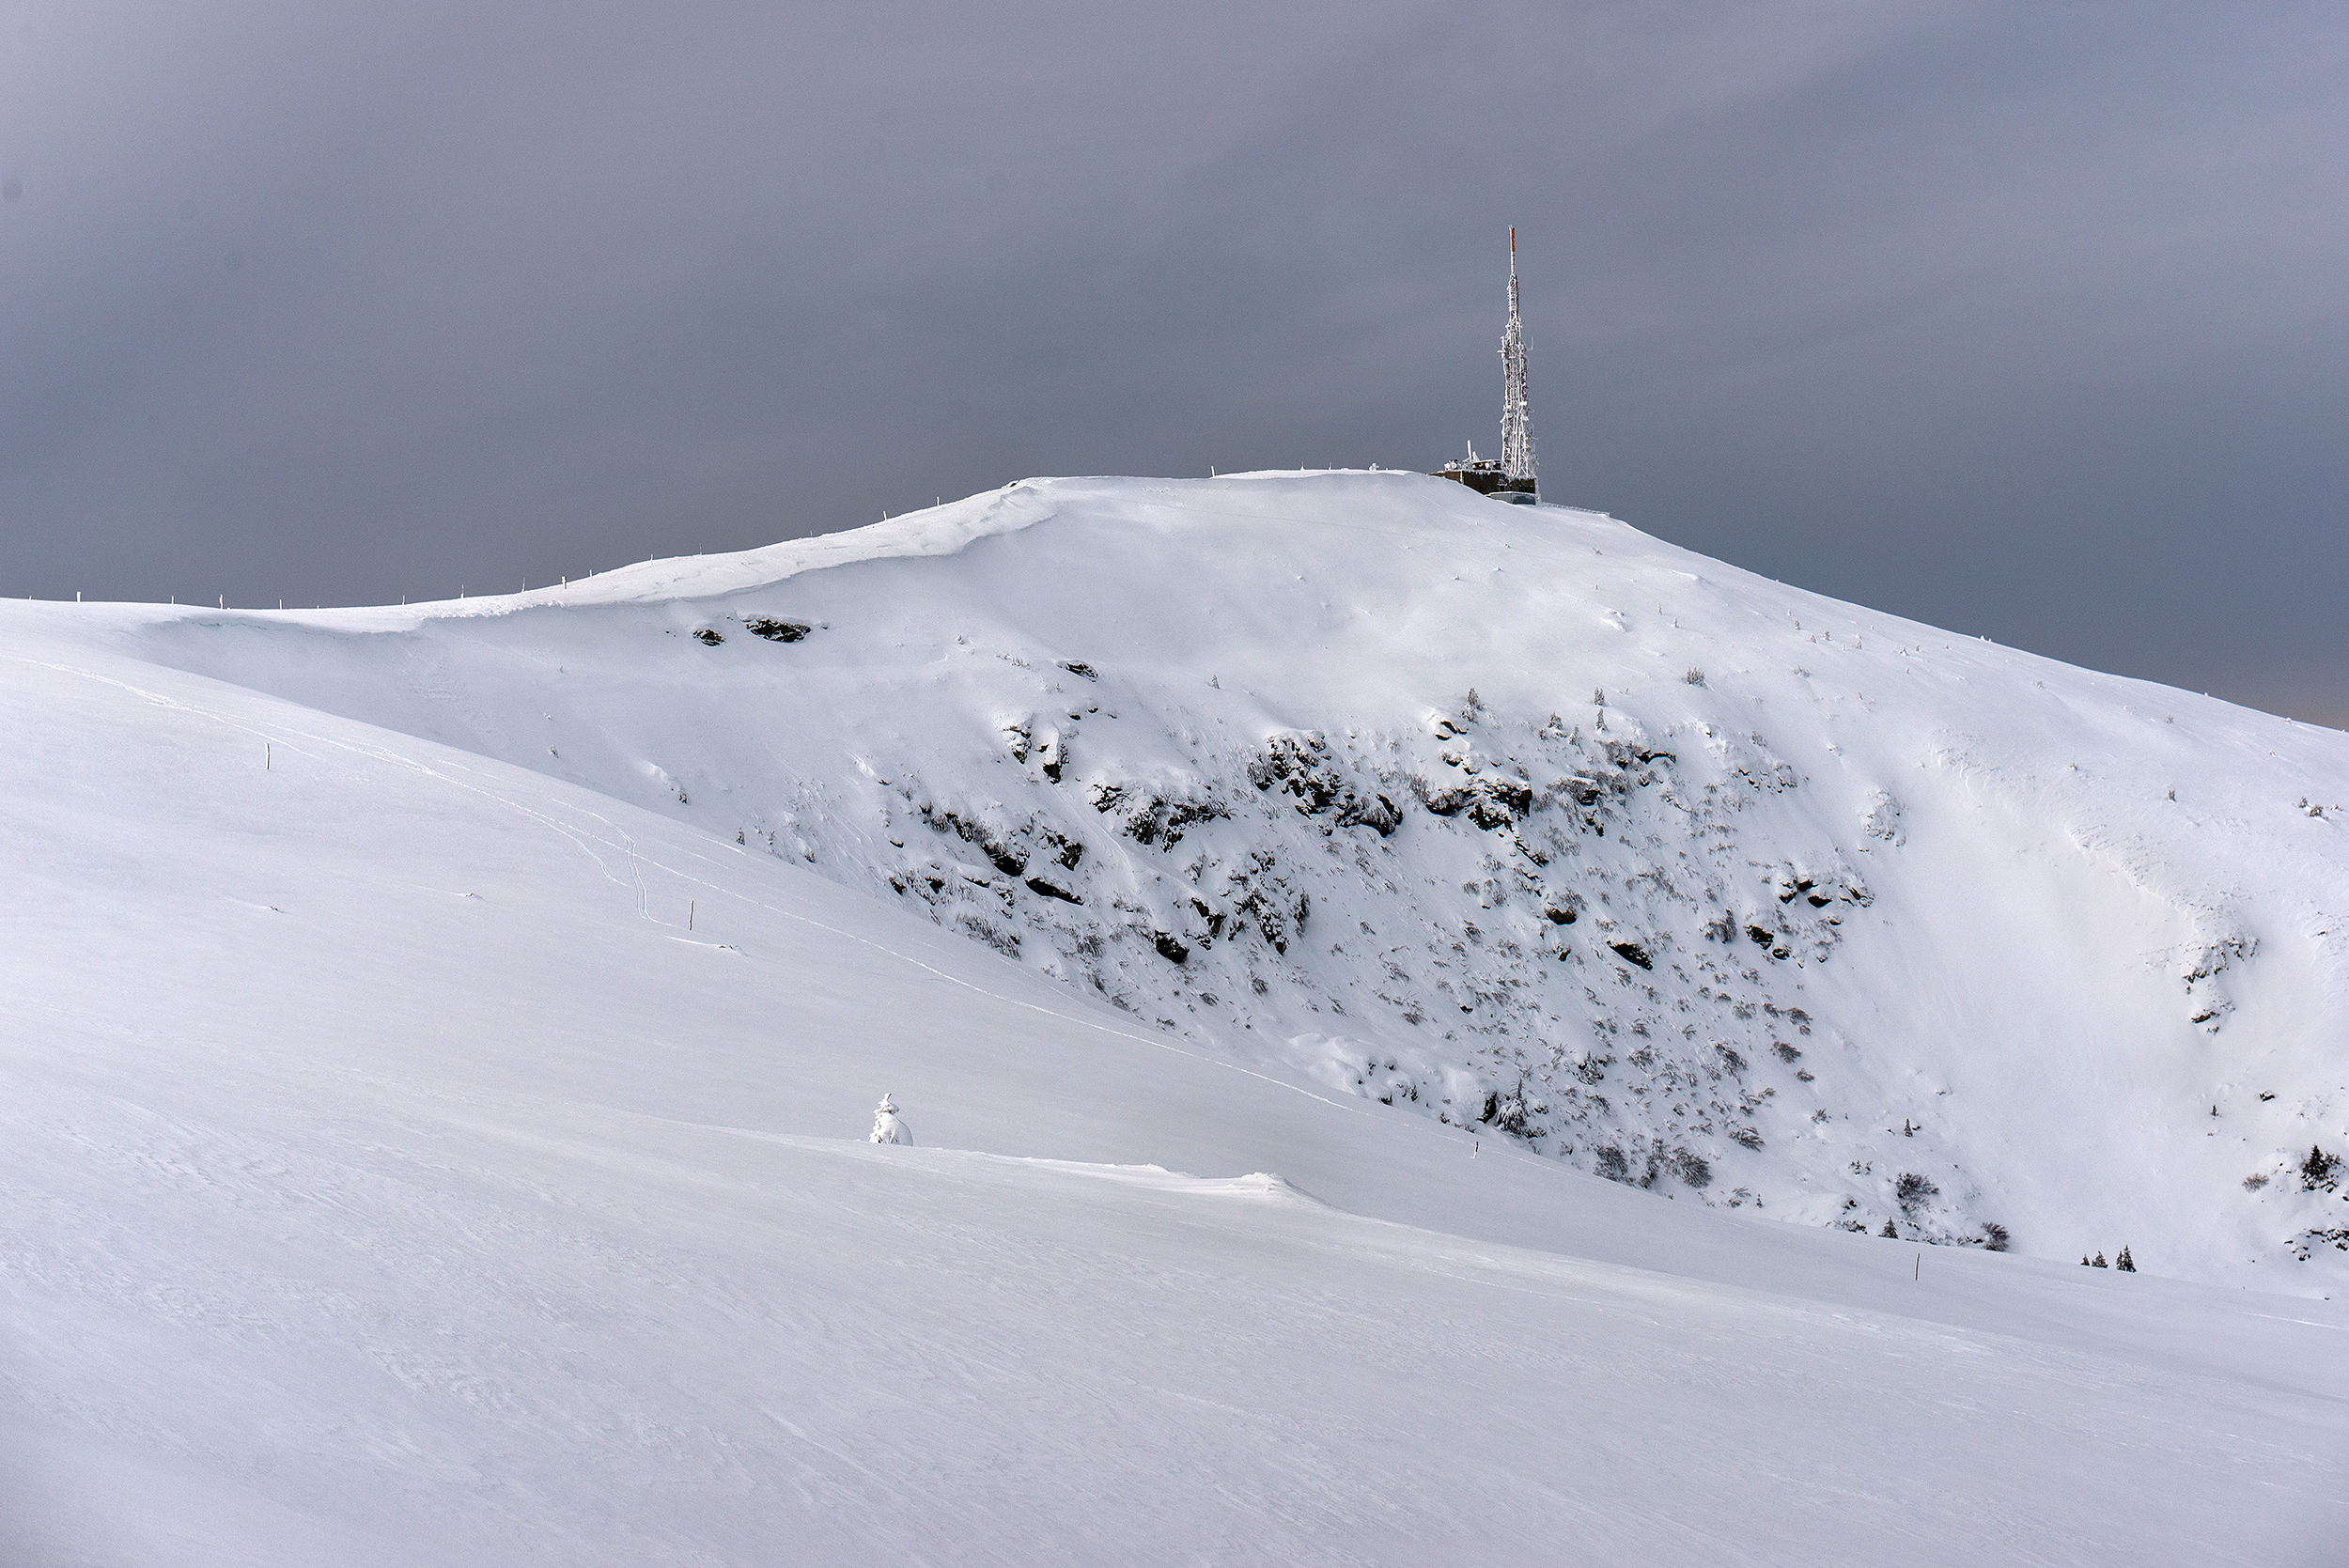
118 472 2349 1284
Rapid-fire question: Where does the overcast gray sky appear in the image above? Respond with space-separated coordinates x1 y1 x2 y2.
4 2 2343 722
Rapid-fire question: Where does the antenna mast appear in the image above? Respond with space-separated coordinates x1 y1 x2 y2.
1500 227 1536 489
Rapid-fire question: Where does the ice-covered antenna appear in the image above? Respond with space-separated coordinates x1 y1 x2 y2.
1500 228 1536 488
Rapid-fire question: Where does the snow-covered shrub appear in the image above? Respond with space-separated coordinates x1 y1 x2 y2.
869 1094 911 1145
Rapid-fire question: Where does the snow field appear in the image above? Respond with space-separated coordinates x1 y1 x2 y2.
2 607 2344 1563
98 471 2349 1284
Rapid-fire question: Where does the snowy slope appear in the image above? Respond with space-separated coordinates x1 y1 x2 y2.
96 469 2349 1286
2 620 2343 1566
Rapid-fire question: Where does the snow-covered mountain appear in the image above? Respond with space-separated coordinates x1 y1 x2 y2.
5 474 2345 1564
69 470 2347 1284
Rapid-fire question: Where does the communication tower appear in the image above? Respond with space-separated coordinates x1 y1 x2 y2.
1500 227 1535 492
1432 232 1539 504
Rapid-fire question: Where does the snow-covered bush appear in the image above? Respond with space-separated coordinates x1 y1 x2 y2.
870 1094 911 1145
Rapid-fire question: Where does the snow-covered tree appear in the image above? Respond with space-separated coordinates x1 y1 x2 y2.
869 1094 911 1146
2115 1246 2135 1272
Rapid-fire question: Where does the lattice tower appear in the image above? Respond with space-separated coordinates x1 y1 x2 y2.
1500 227 1536 486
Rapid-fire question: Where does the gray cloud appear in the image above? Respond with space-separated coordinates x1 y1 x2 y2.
3 1 2343 721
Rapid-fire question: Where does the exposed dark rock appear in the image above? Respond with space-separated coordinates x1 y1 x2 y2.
1424 773 1532 830
1251 733 1401 836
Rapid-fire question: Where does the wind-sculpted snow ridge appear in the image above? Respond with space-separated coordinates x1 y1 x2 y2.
117 471 2349 1285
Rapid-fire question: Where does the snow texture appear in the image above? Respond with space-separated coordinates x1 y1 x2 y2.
3 471 2345 1563
113 471 2349 1283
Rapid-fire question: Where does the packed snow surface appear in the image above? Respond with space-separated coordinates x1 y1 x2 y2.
5 472 2345 1563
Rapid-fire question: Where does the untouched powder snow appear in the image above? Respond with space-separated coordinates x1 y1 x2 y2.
92 471 2349 1285
4 472 2345 1561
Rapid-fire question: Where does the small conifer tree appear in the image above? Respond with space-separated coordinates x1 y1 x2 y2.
2091 1251 2108 1267
2115 1246 2135 1272
1880 1219 1898 1238
2080 1255 2091 1266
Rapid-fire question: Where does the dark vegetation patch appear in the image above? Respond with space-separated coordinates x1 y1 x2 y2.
922 805 1027 877
1094 784 1227 848
1894 1172 1939 1210
1610 940 1652 970
957 913 1020 957
745 618 813 643
692 628 724 645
